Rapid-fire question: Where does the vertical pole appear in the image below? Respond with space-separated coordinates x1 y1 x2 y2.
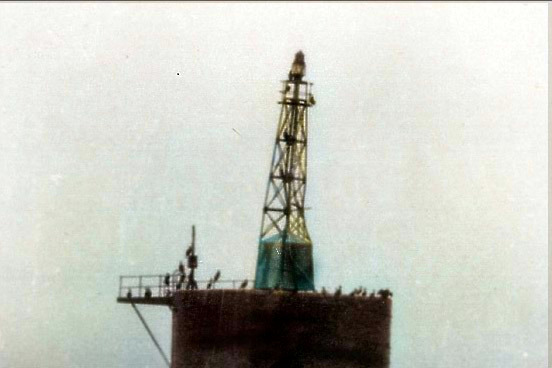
279 78 300 289
192 225 195 254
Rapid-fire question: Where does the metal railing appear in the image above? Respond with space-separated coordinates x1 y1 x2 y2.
118 274 254 299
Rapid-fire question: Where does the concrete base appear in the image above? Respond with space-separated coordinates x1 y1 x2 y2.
171 290 392 368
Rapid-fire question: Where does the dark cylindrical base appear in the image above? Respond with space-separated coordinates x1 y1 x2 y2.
171 290 392 368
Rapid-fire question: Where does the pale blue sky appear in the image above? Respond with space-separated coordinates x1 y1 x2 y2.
0 3 547 368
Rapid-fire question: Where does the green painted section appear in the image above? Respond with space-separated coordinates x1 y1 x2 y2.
254 233 314 291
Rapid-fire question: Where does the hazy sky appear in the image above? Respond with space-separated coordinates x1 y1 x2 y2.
0 3 547 368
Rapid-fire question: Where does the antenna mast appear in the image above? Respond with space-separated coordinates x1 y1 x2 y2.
186 225 198 290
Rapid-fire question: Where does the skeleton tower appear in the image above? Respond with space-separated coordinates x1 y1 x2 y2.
255 51 316 291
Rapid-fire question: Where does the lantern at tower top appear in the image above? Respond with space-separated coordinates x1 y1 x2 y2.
289 50 306 80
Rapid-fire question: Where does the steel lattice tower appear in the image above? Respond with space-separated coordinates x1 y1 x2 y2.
254 51 316 291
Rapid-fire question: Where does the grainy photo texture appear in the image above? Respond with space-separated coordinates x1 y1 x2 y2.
0 3 547 368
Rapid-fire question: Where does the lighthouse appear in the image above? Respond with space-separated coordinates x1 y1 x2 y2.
255 51 315 291
117 52 393 368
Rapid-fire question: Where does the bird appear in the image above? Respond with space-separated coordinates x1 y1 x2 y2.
206 279 213 290
283 85 291 93
239 279 248 289
308 94 316 106
213 270 221 282
334 286 342 298
126 288 132 298
378 289 392 299
144 288 152 299
178 261 185 274
164 273 171 287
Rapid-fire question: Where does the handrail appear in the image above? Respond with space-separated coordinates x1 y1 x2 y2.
118 274 254 299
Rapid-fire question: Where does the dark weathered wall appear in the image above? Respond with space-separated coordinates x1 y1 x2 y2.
171 290 392 368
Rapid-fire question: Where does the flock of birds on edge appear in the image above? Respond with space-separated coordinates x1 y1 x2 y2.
128 258 393 300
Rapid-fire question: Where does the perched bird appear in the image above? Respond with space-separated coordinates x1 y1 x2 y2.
334 286 342 298
283 132 297 147
206 278 213 290
187 279 198 291
308 94 316 106
144 288 152 299
239 279 248 289
178 261 185 274
126 288 132 298
378 289 392 299
284 85 291 93
213 270 221 282
164 273 171 287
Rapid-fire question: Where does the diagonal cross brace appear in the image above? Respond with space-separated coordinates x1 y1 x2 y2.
131 302 171 368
